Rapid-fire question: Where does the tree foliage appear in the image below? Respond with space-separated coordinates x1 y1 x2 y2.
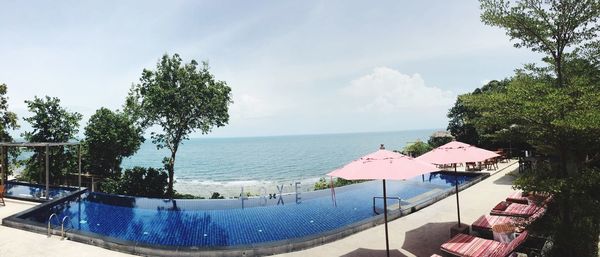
465 62 600 164
401 141 432 157
313 177 367 190
0 83 19 180
481 0 600 88
447 79 510 147
126 53 233 197
427 135 453 148
0 83 19 142
84 108 144 177
475 1 600 255
100 166 168 198
21 96 82 184
447 96 480 145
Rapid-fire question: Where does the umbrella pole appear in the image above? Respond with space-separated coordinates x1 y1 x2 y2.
454 164 461 227
382 179 390 257
330 176 337 207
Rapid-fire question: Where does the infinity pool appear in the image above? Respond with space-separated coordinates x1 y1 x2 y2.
5 171 482 255
4 181 77 202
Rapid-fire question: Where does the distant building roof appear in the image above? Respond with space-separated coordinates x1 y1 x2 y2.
431 131 453 138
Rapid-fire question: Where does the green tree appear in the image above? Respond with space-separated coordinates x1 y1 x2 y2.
126 53 233 197
427 133 453 148
401 140 432 157
101 166 168 198
83 108 144 177
480 0 600 177
22 96 82 184
447 96 480 145
473 1 600 255
0 84 18 142
0 83 19 181
481 0 600 88
464 60 600 256
447 79 510 147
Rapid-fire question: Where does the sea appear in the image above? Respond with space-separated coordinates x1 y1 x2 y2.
121 129 438 197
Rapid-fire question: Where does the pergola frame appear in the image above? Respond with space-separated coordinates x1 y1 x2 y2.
0 142 81 200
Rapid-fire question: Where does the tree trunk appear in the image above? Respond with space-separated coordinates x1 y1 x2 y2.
166 150 177 197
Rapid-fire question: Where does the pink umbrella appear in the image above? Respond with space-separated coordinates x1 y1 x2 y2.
416 141 499 228
417 141 499 164
327 145 438 257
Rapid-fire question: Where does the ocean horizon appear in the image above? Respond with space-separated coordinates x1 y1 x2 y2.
121 129 440 196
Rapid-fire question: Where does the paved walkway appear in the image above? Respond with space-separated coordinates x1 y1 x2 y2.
0 161 519 257
0 198 132 257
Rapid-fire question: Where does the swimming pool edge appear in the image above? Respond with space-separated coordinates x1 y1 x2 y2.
0 164 520 257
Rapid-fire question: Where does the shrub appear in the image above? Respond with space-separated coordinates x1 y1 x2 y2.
401 140 432 157
210 192 225 199
100 167 168 198
313 177 367 190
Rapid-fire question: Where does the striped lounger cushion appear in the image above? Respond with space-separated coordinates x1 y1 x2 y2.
440 233 503 257
440 231 529 257
528 207 546 221
506 191 529 204
490 201 540 218
471 215 515 231
494 231 529 257
474 207 547 232
507 192 552 205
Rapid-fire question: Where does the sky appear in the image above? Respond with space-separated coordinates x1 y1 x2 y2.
0 0 542 138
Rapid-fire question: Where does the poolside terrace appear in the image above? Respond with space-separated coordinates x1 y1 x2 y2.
277 161 521 257
0 160 520 257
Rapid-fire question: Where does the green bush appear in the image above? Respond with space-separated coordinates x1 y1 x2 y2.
401 141 432 157
313 177 368 190
99 166 168 198
210 192 225 199
427 135 453 148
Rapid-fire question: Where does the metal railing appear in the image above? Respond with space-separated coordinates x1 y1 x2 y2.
47 213 58 237
61 216 71 239
372 196 402 215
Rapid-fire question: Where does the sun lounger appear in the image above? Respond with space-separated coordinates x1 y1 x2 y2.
490 201 543 218
506 191 552 205
506 191 530 204
471 215 520 238
440 230 528 257
472 207 546 238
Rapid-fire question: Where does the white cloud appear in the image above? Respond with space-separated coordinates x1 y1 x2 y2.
229 93 277 119
341 67 455 114
0 1 543 137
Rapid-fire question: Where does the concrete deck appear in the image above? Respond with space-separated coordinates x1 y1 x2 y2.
0 161 520 257
0 199 132 257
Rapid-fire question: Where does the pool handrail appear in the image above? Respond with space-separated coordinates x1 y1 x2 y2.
372 196 402 214
47 213 58 237
61 215 71 239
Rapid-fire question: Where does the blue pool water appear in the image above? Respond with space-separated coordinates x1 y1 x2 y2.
21 172 476 248
4 181 77 201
